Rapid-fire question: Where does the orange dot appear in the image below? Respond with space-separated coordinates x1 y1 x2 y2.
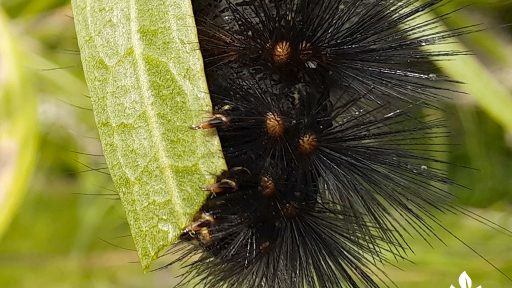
273 41 291 64
265 112 285 137
298 133 318 154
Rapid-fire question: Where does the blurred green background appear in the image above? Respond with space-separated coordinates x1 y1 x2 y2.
0 1 511 287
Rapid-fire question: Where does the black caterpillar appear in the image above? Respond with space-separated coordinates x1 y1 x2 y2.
162 1 507 287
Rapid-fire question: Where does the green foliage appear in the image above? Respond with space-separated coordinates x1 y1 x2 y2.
1 0 69 18
71 0 226 269
449 106 512 206
0 8 38 239
432 37 512 133
419 10 512 134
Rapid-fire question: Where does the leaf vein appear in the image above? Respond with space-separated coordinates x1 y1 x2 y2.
128 0 185 224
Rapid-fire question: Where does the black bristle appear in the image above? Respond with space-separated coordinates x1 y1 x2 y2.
195 0 474 107
159 1 508 287
174 71 454 286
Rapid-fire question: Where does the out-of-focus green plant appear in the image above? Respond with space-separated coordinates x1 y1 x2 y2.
0 8 38 239
1 0 69 18
429 2 512 206
427 3 512 134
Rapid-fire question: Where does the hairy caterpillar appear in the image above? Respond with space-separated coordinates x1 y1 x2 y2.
194 0 473 108
154 1 512 287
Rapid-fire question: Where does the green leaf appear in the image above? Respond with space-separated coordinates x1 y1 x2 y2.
0 9 38 239
71 0 226 270
435 40 512 134
1 0 69 18
420 12 512 133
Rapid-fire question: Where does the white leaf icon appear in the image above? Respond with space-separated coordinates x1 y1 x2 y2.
459 271 472 288
450 271 482 288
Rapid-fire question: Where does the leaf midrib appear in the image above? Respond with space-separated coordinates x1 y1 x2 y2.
126 0 185 223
